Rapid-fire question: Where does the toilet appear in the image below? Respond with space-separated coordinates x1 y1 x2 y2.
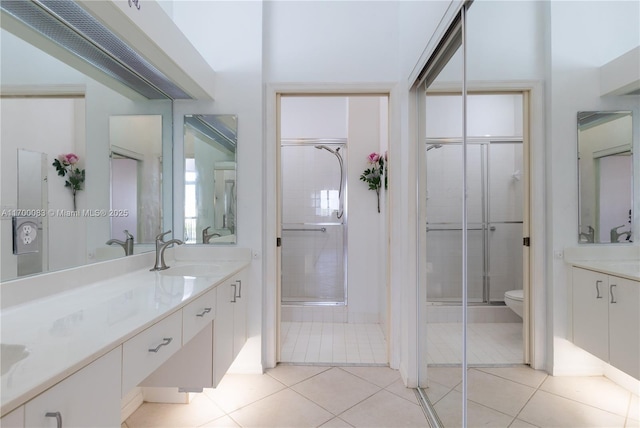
504 289 524 318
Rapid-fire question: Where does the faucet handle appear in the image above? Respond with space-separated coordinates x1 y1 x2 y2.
203 226 211 234
155 230 172 242
124 230 134 240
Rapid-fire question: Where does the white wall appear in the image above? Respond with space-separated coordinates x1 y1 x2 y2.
171 0 264 372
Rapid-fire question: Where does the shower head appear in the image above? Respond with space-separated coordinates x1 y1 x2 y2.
315 145 337 154
427 144 443 151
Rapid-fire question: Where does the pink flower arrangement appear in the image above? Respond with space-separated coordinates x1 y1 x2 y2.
53 153 85 211
360 151 387 213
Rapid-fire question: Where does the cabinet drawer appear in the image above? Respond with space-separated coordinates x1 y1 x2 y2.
25 347 121 427
122 310 182 395
182 288 216 344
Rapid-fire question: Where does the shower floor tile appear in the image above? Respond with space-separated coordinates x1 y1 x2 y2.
427 322 523 365
281 322 387 365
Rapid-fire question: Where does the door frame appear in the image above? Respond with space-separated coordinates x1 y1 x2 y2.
418 81 546 379
264 83 398 368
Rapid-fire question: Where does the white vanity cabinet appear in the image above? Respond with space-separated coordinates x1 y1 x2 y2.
141 270 248 390
0 406 24 427
214 272 248 386
572 267 640 379
23 347 122 427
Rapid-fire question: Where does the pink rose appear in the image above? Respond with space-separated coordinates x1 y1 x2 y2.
64 153 79 165
368 152 380 163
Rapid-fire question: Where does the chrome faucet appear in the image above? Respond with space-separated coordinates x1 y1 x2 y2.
579 226 594 243
106 230 134 255
150 230 183 271
202 226 221 244
610 225 631 243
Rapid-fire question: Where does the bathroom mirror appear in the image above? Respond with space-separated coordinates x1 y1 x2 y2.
0 24 173 281
108 115 165 250
577 111 633 244
184 114 237 244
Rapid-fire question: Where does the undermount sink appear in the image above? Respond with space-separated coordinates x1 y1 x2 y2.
159 264 222 277
1 344 29 376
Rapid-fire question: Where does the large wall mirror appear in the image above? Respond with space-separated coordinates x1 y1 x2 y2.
1 18 173 281
578 111 633 244
183 115 238 245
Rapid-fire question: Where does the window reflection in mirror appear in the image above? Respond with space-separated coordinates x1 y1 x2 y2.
183 115 237 244
578 111 633 244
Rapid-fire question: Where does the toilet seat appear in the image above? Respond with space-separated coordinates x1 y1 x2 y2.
505 289 523 301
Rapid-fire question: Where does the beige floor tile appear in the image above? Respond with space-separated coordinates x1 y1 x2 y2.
319 417 355 427
292 367 381 415
539 375 631 417
625 418 639 428
518 390 626 427
341 366 400 388
434 389 514 428
427 366 463 389
424 379 452 405
477 366 548 388
266 364 331 386
385 378 419 404
199 415 240 427
203 373 286 413
455 369 535 417
228 388 333 427
126 394 225 428
122 423 129 428
508 419 539 428
339 389 428 427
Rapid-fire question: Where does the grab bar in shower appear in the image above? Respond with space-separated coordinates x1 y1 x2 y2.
283 227 327 233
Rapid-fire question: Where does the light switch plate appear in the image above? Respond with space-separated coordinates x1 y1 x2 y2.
12 216 41 254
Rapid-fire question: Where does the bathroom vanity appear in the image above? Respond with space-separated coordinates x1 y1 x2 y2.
0 247 250 427
567 249 640 381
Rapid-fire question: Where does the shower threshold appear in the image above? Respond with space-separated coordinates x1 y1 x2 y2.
282 301 346 306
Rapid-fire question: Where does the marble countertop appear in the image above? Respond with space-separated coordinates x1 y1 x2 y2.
0 258 249 416
569 260 640 281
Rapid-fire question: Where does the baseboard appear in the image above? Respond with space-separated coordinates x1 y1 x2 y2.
121 387 144 423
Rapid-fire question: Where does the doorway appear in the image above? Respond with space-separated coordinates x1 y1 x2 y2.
277 95 389 365
422 92 530 366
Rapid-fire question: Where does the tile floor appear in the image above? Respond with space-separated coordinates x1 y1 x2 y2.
124 365 427 427
280 322 387 364
426 366 640 427
124 364 640 427
427 323 523 365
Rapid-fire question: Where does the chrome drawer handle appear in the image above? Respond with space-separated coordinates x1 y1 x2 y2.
231 283 237 303
196 307 212 317
236 279 242 298
595 280 603 298
45 412 62 428
610 284 617 304
148 337 172 352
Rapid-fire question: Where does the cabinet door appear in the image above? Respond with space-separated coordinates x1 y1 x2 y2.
233 273 248 359
213 282 236 386
1 406 24 428
24 347 121 427
573 268 609 362
608 276 640 379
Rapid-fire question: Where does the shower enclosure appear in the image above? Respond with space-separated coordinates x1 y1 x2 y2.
425 139 523 304
280 139 347 305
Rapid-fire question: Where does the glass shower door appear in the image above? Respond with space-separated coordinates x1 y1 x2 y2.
280 142 346 305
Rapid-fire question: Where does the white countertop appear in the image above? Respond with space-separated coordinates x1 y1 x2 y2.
569 260 640 281
0 257 249 416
